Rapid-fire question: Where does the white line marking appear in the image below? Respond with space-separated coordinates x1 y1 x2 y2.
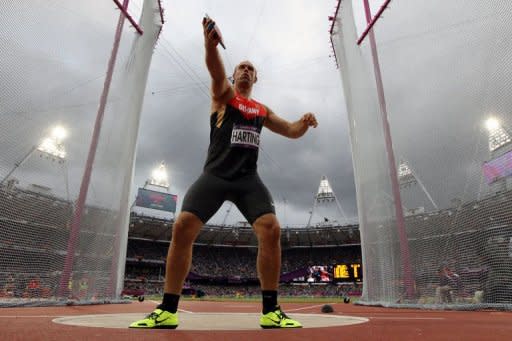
369 317 445 320
0 315 63 318
149 300 194 314
286 304 332 312
178 308 195 314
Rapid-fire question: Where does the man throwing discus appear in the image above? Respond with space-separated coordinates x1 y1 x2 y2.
130 15 318 330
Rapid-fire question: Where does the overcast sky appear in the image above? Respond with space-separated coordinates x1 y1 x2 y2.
7 1 493 228
130 0 512 226
0 1 393 227
2 1 508 227
129 0 366 226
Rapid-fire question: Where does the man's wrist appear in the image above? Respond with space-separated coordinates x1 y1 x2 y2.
205 42 218 50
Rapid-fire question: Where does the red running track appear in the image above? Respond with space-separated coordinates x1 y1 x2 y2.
0 300 510 340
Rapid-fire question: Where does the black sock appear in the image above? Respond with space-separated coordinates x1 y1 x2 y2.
262 290 278 314
158 293 180 313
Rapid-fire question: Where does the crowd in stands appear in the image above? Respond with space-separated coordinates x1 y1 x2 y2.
124 189 512 304
402 190 512 302
184 283 361 298
405 190 512 240
124 240 363 298
126 240 361 281
0 185 123 302
1 181 511 305
122 280 362 298
0 271 95 300
0 185 72 230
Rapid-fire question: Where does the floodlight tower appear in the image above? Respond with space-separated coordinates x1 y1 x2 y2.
135 161 173 215
1 125 68 185
398 158 438 211
306 175 348 227
486 117 511 157
485 117 512 193
146 161 170 191
221 202 234 226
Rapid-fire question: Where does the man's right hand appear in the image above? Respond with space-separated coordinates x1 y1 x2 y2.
202 15 232 105
202 16 221 49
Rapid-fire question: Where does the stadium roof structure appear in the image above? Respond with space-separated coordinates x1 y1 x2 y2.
128 213 360 248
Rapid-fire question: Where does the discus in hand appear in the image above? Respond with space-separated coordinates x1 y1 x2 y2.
204 13 226 49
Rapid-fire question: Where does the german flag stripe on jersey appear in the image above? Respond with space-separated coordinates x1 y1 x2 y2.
228 93 267 120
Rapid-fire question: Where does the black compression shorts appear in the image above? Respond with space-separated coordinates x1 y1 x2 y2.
181 172 275 225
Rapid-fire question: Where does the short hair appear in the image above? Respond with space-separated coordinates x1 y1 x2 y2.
232 61 258 82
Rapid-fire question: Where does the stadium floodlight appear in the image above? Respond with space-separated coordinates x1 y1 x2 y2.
150 161 169 188
485 117 500 132
37 125 67 160
485 117 511 152
398 159 416 187
51 125 68 142
1 125 68 185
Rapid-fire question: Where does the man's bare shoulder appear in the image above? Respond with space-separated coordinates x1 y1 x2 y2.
214 85 235 103
211 87 235 113
262 104 280 120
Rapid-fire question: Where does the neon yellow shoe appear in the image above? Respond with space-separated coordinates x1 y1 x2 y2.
260 306 302 329
129 308 179 329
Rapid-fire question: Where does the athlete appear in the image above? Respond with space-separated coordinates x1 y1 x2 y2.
130 15 318 329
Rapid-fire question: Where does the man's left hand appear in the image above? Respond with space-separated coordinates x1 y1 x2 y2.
301 112 318 128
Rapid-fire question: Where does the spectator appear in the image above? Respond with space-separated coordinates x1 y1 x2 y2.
27 276 41 297
435 263 462 303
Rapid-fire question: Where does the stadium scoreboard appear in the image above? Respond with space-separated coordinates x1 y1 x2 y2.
135 188 178 213
333 263 362 282
482 149 512 184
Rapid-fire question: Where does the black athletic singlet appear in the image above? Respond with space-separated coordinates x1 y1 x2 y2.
203 93 267 179
181 93 275 225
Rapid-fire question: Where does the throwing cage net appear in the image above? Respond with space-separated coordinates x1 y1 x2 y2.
332 0 512 309
0 0 163 306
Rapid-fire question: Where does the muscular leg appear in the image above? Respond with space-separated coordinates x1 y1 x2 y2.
130 173 225 328
252 213 281 290
164 211 203 294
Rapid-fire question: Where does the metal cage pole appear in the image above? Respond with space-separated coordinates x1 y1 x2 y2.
361 0 415 298
58 0 130 298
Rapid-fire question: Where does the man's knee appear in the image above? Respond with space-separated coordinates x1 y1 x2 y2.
171 212 202 245
253 214 281 242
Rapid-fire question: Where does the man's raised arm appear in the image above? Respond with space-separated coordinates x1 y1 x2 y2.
202 16 232 101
